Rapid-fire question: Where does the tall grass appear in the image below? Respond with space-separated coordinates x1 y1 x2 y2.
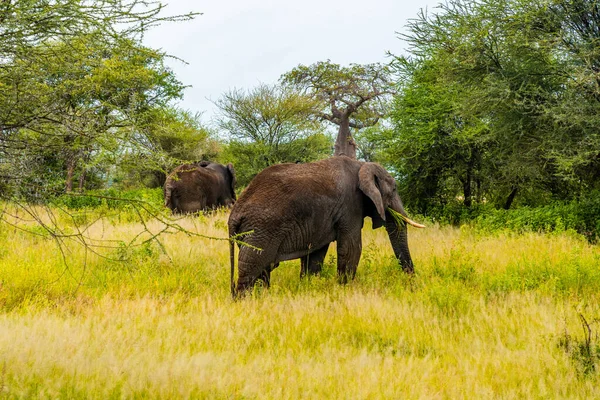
0 209 599 398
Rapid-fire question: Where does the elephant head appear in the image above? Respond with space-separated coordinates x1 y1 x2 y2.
358 162 424 273
228 156 424 297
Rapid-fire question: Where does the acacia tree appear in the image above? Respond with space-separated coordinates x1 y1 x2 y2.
2 35 186 197
383 55 491 213
383 0 592 212
281 61 395 159
214 83 332 185
0 0 196 130
121 107 219 188
0 1 197 200
544 0 600 190
383 0 600 215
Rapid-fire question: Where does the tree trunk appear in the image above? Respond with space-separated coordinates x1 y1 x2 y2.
333 114 357 159
78 169 86 192
503 186 518 210
65 157 75 193
463 174 472 207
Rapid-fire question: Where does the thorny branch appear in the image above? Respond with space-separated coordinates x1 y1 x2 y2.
0 194 257 292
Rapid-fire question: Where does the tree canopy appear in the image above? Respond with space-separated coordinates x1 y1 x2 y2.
379 0 600 214
214 83 332 186
0 0 199 200
281 61 394 159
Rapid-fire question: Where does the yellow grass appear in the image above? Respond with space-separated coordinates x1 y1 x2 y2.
0 209 599 398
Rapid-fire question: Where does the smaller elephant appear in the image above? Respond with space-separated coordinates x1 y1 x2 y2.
164 161 236 214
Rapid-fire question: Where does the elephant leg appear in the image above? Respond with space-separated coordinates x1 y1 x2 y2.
300 244 329 278
336 232 362 284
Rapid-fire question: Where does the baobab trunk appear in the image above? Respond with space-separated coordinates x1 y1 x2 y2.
333 114 357 159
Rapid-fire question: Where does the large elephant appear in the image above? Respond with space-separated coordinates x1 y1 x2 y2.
228 156 424 297
164 161 236 214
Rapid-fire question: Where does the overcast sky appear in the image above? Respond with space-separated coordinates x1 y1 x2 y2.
143 0 443 121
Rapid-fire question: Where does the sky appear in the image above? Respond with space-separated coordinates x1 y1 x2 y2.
143 0 443 122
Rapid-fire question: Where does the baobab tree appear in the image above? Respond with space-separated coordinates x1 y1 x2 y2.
282 61 395 159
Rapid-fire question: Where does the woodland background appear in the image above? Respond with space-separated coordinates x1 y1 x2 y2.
1 0 599 240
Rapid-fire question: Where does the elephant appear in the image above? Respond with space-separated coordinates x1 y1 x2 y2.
164 161 236 214
228 156 425 297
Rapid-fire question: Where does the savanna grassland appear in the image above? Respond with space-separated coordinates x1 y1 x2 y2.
1 207 600 399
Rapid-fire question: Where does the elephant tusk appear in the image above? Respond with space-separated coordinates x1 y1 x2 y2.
399 215 426 228
387 208 426 228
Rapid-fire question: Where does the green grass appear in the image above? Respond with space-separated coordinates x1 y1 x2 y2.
0 208 599 398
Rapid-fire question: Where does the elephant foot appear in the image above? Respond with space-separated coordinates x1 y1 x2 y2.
402 264 415 274
256 268 271 287
336 268 356 285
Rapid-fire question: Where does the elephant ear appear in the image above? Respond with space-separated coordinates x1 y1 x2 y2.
358 163 386 222
227 163 237 199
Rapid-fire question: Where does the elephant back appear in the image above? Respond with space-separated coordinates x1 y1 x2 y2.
165 162 236 213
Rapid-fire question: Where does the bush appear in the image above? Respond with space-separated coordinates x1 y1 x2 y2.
420 191 600 242
473 195 599 242
52 188 164 211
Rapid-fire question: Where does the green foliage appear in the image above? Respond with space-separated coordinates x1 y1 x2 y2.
141 108 219 162
215 83 324 145
52 188 164 211
4 36 188 198
281 60 394 128
477 195 600 242
385 0 600 213
421 191 600 242
215 83 332 185
118 107 220 189
0 1 197 202
475 205 583 236
222 134 332 187
383 55 491 213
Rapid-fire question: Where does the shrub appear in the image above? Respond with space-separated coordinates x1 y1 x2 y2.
420 192 600 243
52 188 164 211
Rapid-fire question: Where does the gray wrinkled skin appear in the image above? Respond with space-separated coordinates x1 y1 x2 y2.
164 161 237 214
229 156 415 297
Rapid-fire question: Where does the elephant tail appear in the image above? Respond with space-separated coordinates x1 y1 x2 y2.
229 218 241 299
230 234 236 299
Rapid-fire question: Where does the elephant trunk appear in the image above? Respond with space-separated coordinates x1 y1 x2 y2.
385 197 420 273
385 213 414 273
